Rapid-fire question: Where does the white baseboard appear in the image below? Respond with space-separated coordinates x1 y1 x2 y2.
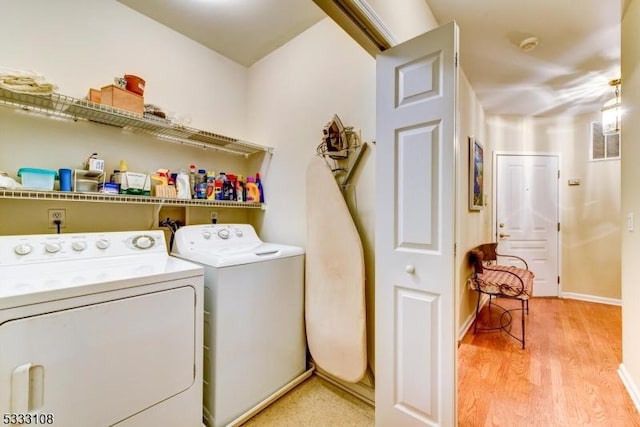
459 311 475 341
458 294 489 341
561 292 621 306
618 363 640 413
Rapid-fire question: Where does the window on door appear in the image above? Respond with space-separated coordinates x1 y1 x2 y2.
591 121 620 161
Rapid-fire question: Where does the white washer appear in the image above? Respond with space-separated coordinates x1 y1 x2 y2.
0 230 204 427
172 224 306 427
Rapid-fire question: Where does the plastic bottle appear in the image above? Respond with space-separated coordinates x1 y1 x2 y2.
225 173 237 201
235 175 245 202
217 172 228 200
255 172 265 203
176 172 191 199
206 171 216 200
197 169 207 184
189 164 197 199
194 168 207 199
245 176 260 203
214 180 223 200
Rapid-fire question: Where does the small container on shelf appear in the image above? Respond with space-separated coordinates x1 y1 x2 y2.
17 168 57 190
74 169 105 193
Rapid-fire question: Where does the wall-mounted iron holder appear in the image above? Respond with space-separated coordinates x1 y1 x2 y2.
317 124 367 190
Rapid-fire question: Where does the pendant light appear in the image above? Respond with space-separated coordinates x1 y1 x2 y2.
602 78 621 135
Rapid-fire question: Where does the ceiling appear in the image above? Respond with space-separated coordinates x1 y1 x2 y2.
117 0 326 68
117 0 622 117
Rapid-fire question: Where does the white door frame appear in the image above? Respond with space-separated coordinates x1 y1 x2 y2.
492 150 562 294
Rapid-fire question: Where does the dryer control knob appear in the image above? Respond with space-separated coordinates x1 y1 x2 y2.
234 228 243 237
203 231 212 240
217 229 230 239
72 241 87 252
133 235 154 249
14 243 32 256
96 238 110 250
45 242 61 253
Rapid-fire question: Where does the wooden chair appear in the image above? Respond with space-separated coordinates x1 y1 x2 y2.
467 243 534 348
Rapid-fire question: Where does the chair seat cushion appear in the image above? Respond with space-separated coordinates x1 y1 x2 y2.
471 264 534 298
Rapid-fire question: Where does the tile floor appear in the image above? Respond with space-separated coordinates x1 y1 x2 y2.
241 375 374 426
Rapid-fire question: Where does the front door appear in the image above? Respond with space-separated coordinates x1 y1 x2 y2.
375 22 458 426
495 154 560 297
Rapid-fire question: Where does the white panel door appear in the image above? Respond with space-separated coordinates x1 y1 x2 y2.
496 154 559 296
376 22 458 427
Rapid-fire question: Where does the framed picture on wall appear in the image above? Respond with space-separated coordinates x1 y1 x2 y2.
469 136 484 211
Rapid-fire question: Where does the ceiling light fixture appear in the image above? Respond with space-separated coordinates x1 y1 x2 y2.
519 36 539 52
602 78 622 135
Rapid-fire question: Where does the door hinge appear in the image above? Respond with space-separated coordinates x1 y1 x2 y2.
558 170 560 179
454 243 457 256
558 222 560 232
558 276 560 284
455 53 458 67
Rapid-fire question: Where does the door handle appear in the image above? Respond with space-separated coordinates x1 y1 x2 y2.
499 233 511 238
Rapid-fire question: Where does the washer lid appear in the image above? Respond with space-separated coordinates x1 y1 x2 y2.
173 242 304 267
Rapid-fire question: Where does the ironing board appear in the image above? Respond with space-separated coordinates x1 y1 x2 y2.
305 156 367 383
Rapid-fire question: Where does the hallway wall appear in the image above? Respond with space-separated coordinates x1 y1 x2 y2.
487 113 621 301
621 0 640 410
246 16 377 373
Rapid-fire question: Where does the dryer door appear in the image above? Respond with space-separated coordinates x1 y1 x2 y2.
0 286 196 427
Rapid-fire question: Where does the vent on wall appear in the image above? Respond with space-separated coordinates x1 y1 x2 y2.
591 121 620 161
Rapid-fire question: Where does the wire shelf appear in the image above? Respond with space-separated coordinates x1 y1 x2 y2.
0 189 265 209
0 87 272 157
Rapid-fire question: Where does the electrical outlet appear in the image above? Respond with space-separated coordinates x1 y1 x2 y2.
210 211 218 224
48 209 66 229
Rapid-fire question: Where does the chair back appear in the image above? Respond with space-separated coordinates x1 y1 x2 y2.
468 242 498 275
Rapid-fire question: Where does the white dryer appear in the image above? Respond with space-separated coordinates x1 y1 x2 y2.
0 230 204 427
172 224 306 427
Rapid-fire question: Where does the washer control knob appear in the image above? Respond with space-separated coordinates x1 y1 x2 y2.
217 229 230 239
45 242 61 253
96 238 110 250
235 228 243 237
14 243 32 256
133 235 154 249
203 231 212 240
72 241 87 252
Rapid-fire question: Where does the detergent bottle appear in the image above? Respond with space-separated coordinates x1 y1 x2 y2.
245 176 260 203
206 171 216 199
225 174 237 201
235 175 245 202
255 173 265 203
188 164 197 199
176 172 191 199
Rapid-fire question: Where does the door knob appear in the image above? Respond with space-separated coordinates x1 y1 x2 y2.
405 265 415 274
499 233 511 238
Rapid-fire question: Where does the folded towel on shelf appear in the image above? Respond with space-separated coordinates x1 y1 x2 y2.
0 68 57 95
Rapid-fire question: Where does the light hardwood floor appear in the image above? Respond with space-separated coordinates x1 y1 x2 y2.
245 298 639 426
458 297 640 426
